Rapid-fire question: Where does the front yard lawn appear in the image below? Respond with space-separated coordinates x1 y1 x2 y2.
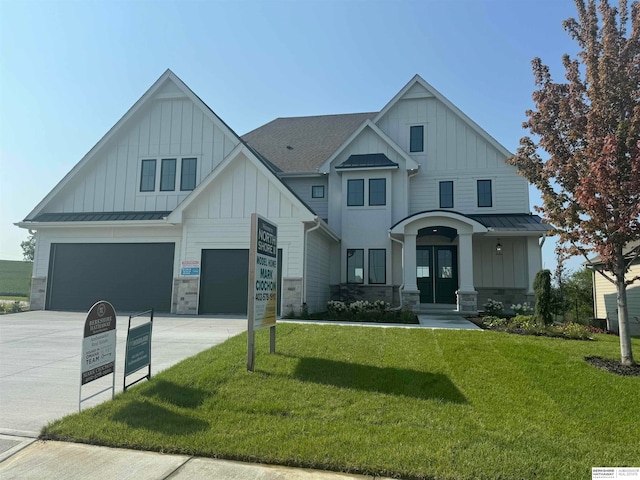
42 324 640 480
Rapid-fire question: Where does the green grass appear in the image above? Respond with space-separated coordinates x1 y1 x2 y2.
42 325 640 480
0 259 32 297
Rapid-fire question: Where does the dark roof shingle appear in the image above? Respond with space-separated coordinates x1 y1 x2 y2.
242 112 377 173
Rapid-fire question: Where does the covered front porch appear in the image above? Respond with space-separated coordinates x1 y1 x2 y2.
389 210 547 314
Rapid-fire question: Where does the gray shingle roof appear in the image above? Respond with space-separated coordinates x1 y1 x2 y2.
30 211 171 222
336 153 398 170
242 112 377 173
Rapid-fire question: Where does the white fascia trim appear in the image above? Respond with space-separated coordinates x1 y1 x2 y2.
304 217 340 242
318 120 419 173
373 75 513 159
390 210 488 235
335 165 399 173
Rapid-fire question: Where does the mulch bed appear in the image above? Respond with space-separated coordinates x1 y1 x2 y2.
584 356 640 377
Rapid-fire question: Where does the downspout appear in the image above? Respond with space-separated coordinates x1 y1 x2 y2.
388 232 405 310
303 217 323 310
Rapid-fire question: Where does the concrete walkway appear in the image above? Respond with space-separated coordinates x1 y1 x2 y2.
417 314 482 330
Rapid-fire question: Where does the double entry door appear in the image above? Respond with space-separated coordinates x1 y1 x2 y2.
416 246 458 304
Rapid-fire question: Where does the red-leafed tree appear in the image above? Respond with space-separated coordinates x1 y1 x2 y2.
509 0 640 365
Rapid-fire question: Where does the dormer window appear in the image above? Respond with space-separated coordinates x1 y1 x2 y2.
410 125 424 153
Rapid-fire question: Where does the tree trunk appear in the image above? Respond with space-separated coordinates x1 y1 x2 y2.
615 251 635 366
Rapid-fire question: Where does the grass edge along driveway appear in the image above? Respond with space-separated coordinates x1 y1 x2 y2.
42 324 640 480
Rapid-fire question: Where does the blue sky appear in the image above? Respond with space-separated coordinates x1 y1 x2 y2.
0 0 585 273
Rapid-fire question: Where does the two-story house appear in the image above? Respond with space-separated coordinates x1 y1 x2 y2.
18 70 549 315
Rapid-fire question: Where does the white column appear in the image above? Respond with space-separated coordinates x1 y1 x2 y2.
527 236 542 294
404 233 418 292
457 232 475 293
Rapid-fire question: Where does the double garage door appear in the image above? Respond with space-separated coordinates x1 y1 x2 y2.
46 244 281 315
46 243 175 312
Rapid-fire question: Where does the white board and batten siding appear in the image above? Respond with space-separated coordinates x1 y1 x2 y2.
376 87 530 216
472 237 528 289
43 79 239 215
181 153 313 279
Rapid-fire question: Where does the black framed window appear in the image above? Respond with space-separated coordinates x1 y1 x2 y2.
369 178 386 206
181 158 197 191
410 125 424 153
160 158 176 191
347 179 364 206
477 179 492 207
439 181 454 208
312 185 325 198
347 249 364 284
140 159 156 192
368 249 386 284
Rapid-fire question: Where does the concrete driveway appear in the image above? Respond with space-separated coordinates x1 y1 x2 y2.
0 310 247 438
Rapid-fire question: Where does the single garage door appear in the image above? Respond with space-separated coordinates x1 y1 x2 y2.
199 249 282 315
46 243 175 312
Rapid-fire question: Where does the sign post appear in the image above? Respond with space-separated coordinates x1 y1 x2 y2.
247 213 278 372
79 300 117 411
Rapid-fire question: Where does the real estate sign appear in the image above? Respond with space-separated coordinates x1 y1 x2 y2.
249 214 278 330
81 300 117 385
247 213 278 371
125 321 152 376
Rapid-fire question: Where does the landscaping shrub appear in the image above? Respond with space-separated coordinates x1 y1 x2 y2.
511 302 533 315
534 269 553 325
483 298 503 316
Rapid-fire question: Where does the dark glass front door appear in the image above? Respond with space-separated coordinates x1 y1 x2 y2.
416 246 458 304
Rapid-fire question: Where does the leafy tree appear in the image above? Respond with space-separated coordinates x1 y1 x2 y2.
20 231 35 262
508 0 640 365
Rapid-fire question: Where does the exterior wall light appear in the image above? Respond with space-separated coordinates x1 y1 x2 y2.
496 239 503 255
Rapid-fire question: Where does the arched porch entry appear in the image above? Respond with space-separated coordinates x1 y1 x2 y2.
390 211 487 313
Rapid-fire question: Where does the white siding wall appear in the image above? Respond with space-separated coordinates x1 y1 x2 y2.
182 154 311 279
281 176 328 220
594 264 640 330
33 226 182 278
376 93 529 215
472 236 528 288
44 79 239 215
306 229 332 312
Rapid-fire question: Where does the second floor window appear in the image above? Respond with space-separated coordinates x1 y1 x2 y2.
181 158 197 191
140 159 156 192
477 179 492 207
369 178 386 206
160 159 176 191
347 179 364 206
410 125 424 152
312 185 325 198
439 181 453 208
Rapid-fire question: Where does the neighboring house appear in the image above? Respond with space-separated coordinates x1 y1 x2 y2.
17 69 550 315
590 241 640 335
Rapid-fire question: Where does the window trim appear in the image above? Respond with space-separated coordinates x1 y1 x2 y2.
368 249 386 284
346 249 364 284
311 185 325 199
410 125 424 153
368 178 386 206
140 159 156 192
180 157 197 191
477 179 493 208
160 158 177 192
347 179 364 206
439 180 454 209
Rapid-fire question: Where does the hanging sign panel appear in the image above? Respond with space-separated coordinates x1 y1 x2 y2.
81 301 117 385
